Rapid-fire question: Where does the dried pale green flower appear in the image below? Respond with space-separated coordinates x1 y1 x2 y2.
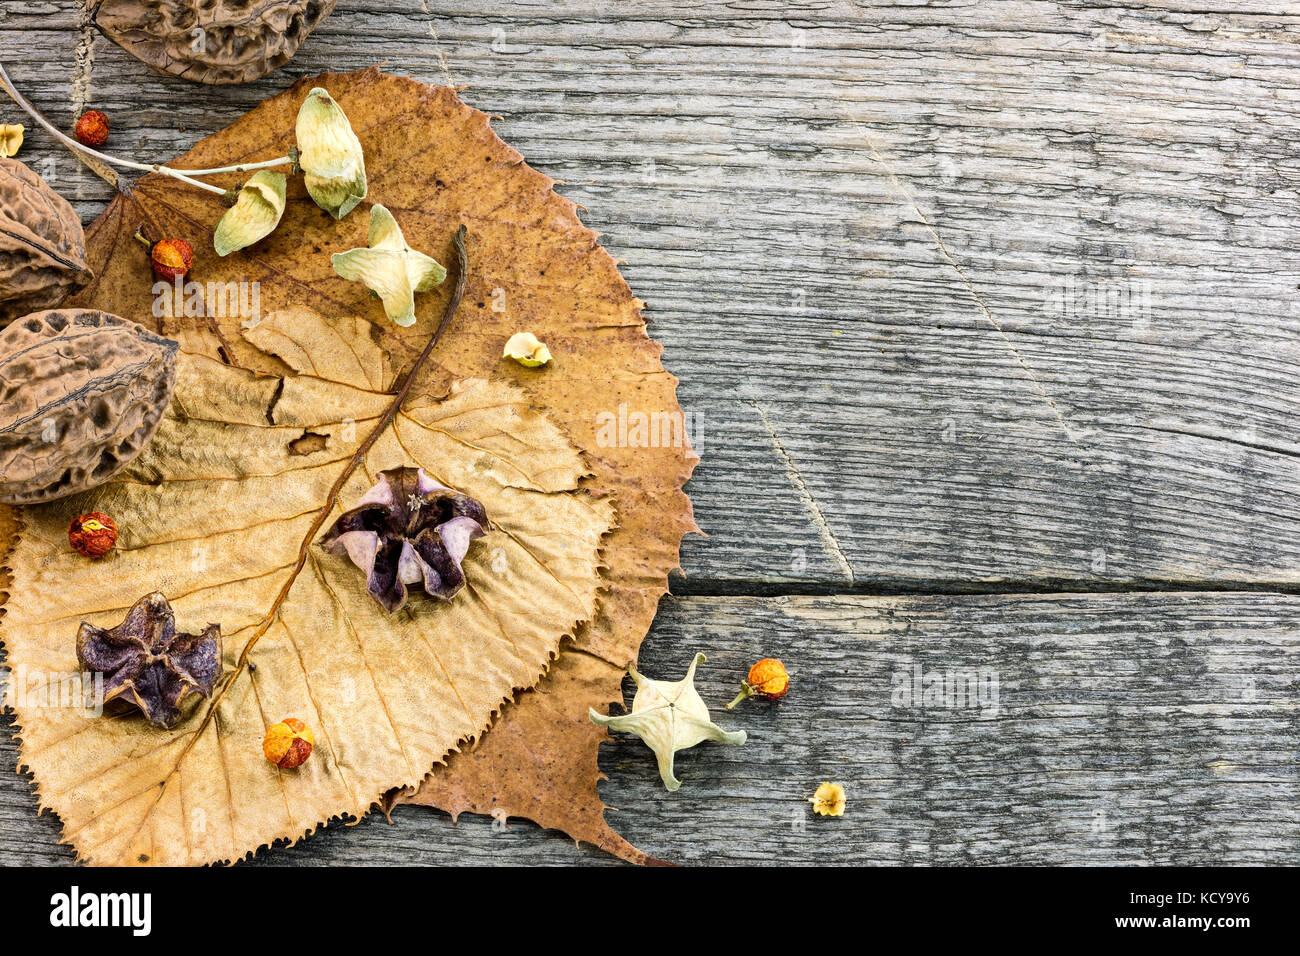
331 204 446 327
589 652 745 791
213 170 286 256
295 86 367 219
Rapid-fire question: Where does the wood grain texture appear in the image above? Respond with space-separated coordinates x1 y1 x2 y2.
4 0 1298 588
5 592 1297 865
1 0 1298 864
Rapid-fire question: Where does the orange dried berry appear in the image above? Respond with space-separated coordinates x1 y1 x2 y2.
747 658 790 698
74 110 109 147
726 657 789 709
67 511 117 558
150 238 193 280
263 717 314 769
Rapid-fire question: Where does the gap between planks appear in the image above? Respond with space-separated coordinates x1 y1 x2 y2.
670 578 1300 598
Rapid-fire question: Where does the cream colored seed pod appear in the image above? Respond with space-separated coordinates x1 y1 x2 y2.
503 331 552 367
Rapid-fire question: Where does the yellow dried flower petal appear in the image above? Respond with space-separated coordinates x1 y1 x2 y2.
503 331 552 367
589 652 745 791
0 124 23 157
213 170 287 256
809 781 846 817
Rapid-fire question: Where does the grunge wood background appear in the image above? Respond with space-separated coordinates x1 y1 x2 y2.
1 0 1297 864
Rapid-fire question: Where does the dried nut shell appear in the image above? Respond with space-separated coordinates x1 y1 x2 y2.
0 309 178 505
93 0 339 85
0 157 92 327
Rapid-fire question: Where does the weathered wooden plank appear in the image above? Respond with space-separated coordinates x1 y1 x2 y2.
3 591 1296 865
4 3 1300 589
2 0 1298 867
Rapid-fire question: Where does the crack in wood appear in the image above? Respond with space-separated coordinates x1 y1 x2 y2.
852 125 1091 447
71 3 96 114
71 1 96 119
671 577 1300 598
751 400 855 584
61 0 106 200
418 0 454 88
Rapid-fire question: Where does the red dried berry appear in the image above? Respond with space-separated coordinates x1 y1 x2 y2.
68 511 118 558
150 238 193 280
74 110 109 147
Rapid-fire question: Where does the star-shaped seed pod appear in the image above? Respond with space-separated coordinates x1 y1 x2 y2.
589 653 746 791
320 466 489 613
75 592 221 730
331 204 446 326
295 87 368 219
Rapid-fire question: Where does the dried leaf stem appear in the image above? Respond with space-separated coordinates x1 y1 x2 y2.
141 225 469 823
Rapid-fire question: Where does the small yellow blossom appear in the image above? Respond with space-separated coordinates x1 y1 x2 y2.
0 124 23 158
809 781 846 817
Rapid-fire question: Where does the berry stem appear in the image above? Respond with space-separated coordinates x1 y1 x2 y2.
0 63 230 196
725 684 754 710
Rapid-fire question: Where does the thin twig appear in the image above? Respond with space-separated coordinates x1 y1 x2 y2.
121 226 471 850
173 156 293 177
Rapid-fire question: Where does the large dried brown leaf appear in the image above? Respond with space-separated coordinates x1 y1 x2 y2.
2 68 697 863
0 302 612 864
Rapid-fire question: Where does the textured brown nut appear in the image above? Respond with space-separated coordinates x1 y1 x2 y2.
93 0 338 85
0 309 178 504
0 157 92 327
